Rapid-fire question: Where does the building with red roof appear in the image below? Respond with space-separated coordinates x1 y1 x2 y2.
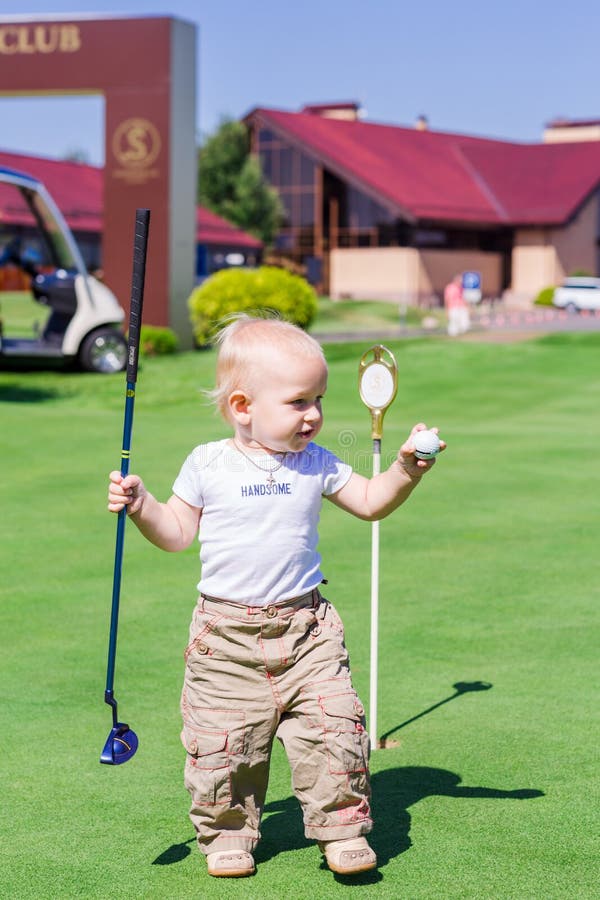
3 108 599 306
0 149 262 291
245 104 600 303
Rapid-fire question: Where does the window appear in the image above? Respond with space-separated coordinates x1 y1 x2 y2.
300 155 315 186
300 194 315 227
279 148 294 186
258 128 276 144
278 192 293 228
347 187 395 229
260 150 273 181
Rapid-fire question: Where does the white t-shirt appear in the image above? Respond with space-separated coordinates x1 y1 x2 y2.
172 439 352 606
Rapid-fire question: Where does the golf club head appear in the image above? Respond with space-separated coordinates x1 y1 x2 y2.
100 723 139 765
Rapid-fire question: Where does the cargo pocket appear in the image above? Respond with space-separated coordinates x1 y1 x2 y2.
321 600 346 635
320 692 368 776
183 613 223 663
181 726 231 806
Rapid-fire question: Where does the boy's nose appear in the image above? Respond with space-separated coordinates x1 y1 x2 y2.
304 405 322 422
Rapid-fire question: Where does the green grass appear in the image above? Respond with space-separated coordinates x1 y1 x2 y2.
312 296 432 333
1 333 598 898
0 290 442 341
0 290 50 337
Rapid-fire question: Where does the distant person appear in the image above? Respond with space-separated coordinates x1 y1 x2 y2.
444 274 470 336
107 314 445 880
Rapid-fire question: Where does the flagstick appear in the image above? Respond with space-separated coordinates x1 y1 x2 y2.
369 437 381 748
358 344 398 752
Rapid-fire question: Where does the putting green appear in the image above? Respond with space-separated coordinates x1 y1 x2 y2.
1 333 598 898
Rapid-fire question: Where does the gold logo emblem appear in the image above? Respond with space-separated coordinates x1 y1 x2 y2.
112 118 161 170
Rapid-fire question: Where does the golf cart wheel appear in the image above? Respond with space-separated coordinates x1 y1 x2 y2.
79 328 127 374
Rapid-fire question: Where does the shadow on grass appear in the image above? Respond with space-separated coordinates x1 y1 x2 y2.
256 768 543 877
379 680 493 747
152 837 196 865
0 383 61 403
154 769 543 879
369 766 544 866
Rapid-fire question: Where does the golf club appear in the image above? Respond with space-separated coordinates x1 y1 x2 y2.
358 344 398 748
100 207 150 765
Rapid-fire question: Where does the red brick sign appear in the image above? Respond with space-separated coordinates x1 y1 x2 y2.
0 15 196 339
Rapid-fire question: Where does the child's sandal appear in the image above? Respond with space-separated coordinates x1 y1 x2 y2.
318 837 377 874
206 849 255 877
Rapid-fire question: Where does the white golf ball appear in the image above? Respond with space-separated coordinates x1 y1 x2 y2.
413 430 441 460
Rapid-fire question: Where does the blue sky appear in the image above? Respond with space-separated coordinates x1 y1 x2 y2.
1 1 599 165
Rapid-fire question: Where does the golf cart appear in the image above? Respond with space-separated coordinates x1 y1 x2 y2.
0 165 127 373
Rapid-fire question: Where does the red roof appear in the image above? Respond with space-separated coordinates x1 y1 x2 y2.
455 140 600 225
0 149 103 232
0 149 262 246
196 206 262 248
249 108 600 226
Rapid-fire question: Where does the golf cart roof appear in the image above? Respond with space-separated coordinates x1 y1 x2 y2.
0 163 90 278
0 165 42 190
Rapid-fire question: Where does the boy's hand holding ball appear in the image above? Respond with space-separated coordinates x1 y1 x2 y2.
397 425 445 476
413 429 442 460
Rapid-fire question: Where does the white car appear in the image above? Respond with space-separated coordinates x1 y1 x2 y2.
552 277 600 312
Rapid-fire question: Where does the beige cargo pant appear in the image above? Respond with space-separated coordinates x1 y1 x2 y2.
180 588 372 855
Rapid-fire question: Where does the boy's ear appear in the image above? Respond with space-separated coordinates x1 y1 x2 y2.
227 390 251 424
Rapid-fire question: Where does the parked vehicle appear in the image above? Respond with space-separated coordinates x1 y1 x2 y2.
0 166 127 373
552 276 600 313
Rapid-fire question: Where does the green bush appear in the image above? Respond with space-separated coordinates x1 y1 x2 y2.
534 286 556 306
139 325 179 356
188 266 318 346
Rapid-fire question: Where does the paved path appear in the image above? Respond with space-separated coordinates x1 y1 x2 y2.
313 307 600 344
474 305 600 333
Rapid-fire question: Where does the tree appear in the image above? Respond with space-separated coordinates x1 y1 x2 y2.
197 118 283 246
62 147 91 164
223 156 283 245
197 118 248 210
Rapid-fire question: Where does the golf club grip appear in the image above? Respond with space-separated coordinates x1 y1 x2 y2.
126 208 151 383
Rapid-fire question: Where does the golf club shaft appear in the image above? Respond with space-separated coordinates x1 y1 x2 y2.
104 209 150 704
369 437 381 747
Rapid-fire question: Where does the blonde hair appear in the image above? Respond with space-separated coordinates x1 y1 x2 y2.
209 313 325 421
